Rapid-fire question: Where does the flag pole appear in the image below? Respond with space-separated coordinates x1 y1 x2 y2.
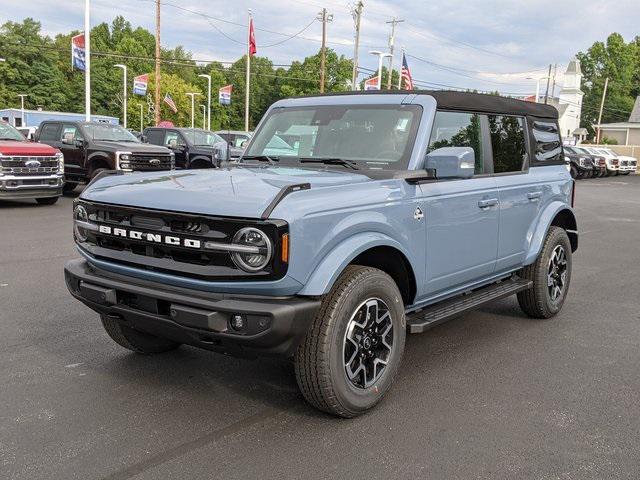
398 47 404 90
84 0 91 121
244 10 251 132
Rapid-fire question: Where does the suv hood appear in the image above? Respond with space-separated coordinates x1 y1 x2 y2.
0 140 59 156
81 165 370 218
91 140 171 154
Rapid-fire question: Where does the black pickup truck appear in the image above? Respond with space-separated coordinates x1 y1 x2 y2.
143 127 227 169
36 121 174 191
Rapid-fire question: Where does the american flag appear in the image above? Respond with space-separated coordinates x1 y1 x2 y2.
163 93 178 113
401 53 414 91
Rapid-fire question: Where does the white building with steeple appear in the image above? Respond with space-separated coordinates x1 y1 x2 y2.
557 59 586 143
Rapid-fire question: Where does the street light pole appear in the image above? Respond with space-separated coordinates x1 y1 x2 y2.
17 94 28 127
198 74 211 131
200 104 206 130
114 64 127 129
185 92 200 129
369 51 392 90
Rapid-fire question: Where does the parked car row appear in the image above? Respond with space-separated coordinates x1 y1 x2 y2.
564 145 637 179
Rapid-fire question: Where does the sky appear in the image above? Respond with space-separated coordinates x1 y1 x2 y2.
2 0 639 95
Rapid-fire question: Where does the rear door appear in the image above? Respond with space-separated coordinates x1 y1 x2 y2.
422 111 500 296
492 116 549 272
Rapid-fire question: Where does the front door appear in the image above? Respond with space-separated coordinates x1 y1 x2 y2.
59 124 86 179
164 130 187 168
422 111 499 297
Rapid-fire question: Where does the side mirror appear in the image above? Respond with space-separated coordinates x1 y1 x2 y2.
425 147 475 179
140 135 148 143
62 132 75 145
74 139 85 148
238 139 248 148
168 139 177 149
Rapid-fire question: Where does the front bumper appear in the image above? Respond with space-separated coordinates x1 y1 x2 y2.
64 258 320 357
0 174 64 199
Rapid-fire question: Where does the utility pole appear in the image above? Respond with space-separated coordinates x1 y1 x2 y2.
318 8 333 93
350 1 364 90
385 17 404 90
154 0 161 126
551 63 558 98
543 64 552 104
596 77 609 144
185 92 200 129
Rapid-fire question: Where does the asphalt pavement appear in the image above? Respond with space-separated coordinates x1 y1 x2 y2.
1 176 640 480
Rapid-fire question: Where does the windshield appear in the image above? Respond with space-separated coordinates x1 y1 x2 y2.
84 123 140 142
244 104 422 169
0 122 26 141
180 129 224 146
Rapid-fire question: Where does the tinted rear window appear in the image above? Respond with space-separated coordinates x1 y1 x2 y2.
531 120 562 163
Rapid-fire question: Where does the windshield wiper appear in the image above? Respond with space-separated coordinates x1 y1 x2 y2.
299 157 359 170
241 155 279 165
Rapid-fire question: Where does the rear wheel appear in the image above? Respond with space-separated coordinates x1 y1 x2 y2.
294 266 406 418
517 227 572 319
35 197 59 205
569 165 578 179
100 315 181 354
63 182 77 193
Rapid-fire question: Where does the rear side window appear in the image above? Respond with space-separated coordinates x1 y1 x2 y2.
39 123 60 142
531 120 562 163
488 115 527 173
428 111 484 174
145 129 164 145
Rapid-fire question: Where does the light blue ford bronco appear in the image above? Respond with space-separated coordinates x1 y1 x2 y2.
65 91 577 417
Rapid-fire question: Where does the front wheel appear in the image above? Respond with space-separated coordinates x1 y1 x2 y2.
517 227 572 319
35 196 59 205
569 165 578 179
294 266 406 418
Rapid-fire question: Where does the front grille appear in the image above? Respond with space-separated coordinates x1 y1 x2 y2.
0 156 59 176
129 154 173 171
620 160 628 167
76 201 288 281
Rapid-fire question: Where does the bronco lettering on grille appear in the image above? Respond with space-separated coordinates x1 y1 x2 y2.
98 225 201 249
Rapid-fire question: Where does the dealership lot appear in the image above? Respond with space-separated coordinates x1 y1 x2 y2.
1 177 640 480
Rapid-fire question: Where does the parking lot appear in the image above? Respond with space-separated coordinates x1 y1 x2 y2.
1 176 639 480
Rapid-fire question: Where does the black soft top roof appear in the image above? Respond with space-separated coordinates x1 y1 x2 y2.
305 90 559 120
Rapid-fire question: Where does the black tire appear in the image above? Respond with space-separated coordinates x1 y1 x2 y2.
63 182 77 193
35 196 59 205
569 165 578 179
100 314 181 354
294 265 406 418
517 226 572 319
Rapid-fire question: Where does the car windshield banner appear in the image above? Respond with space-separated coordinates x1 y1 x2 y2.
219 85 232 105
71 33 86 71
133 74 149 96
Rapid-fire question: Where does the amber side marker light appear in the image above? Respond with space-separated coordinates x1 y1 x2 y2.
281 233 289 263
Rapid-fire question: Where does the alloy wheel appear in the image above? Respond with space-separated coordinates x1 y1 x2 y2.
343 298 394 389
547 245 568 303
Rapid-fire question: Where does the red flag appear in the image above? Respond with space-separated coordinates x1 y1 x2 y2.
248 18 257 56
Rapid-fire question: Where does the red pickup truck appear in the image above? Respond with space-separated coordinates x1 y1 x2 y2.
0 121 64 205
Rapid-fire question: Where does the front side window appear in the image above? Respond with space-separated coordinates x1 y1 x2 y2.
61 124 83 141
488 115 527 173
245 105 422 170
0 121 27 141
180 129 224 147
531 120 562 164
145 129 164 145
428 111 484 174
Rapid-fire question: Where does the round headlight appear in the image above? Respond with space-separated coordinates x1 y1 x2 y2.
74 204 89 242
231 227 272 272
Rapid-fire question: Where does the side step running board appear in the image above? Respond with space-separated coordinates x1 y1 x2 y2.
406 277 532 334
